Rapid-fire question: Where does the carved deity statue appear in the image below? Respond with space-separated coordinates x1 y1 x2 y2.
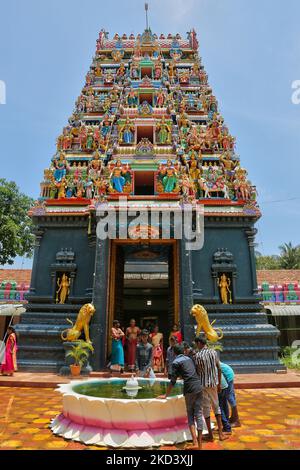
156 117 171 144
218 274 232 304
56 273 70 304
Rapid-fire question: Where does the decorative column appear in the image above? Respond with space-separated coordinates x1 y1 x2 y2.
245 227 259 298
29 229 44 296
90 237 110 371
179 238 195 344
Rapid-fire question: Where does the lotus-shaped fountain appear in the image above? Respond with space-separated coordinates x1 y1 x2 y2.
50 377 209 448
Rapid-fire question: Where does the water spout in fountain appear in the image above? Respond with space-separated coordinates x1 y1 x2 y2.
123 375 142 398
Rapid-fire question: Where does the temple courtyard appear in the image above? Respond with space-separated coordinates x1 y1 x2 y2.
0 383 299 451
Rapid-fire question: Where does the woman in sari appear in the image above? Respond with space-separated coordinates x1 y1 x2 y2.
150 325 164 373
169 323 183 345
110 320 125 373
1 327 18 376
125 319 141 372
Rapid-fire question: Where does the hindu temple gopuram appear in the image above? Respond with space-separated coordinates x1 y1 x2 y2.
16 27 283 373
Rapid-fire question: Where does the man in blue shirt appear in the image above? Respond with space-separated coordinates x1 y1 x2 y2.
220 362 241 427
157 344 203 450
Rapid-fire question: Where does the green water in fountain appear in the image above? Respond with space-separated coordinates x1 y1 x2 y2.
73 379 183 399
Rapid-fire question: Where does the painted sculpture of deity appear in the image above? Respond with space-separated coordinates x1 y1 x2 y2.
154 59 162 79
85 89 95 113
156 117 171 145
86 127 95 150
109 160 132 194
234 168 251 201
119 117 135 144
199 165 230 199
55 177 67 199
79 125 87 150
126 88 138 107
130 61 139 79
53 153 68 182
181 174 196 202
220 151 238 182
138 101 153 116
89 150 103 180
157 160 179 194
100 115 112 140
188 156 201 182
117 63 126 79
95 65 103 78
94 177 107 199
154 88 166 108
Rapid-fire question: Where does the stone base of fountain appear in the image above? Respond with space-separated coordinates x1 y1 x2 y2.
50 413 193 448
50 379 212 449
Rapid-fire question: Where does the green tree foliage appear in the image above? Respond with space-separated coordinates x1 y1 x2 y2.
255 255 281 270
278 242 300 269
255 242 300 270
0 179 35 265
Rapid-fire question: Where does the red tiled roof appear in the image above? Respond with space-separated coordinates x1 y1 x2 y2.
257 270 300 285
0 269 32 285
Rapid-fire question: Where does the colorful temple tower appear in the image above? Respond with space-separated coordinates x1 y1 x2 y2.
16 28 283 373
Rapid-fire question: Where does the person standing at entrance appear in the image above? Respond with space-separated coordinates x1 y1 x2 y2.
125 319 141 372
150 325 164 372
157 344 204 450
169 323 183 344
1 327 18 377
135 330 153 377
110 320 125 373
194 334 229 442
165 335 177 378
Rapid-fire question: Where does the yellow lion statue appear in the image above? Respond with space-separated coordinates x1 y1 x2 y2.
191 304 223 343
61 303 95 343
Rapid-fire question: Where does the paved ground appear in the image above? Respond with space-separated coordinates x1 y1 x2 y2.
0 387 299 450
1 370 300 389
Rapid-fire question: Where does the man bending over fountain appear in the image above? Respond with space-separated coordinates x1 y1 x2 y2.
157 343 203 450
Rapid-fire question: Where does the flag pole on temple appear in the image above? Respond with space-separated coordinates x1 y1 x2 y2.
145 3 149 30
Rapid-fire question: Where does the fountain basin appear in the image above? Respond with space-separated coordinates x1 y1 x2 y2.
50 378 205 448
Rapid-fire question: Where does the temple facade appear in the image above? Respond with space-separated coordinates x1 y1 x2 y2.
16 28 283 373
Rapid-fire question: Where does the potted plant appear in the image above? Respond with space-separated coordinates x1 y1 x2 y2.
66 341 94 377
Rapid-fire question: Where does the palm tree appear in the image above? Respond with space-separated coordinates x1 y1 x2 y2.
278 242 300 269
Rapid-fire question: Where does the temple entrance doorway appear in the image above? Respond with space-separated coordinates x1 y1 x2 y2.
107 240 179 362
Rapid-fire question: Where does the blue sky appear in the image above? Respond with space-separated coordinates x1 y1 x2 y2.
0 0 300 268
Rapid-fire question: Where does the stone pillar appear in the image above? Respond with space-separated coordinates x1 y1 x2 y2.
245 227 259 298
90 237 110 370
180 238 195 344
29 229 44 296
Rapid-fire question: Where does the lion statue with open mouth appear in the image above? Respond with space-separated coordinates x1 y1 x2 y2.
191 304 223 343
61 303 95 343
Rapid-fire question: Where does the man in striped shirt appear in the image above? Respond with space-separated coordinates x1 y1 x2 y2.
194 334 229 442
